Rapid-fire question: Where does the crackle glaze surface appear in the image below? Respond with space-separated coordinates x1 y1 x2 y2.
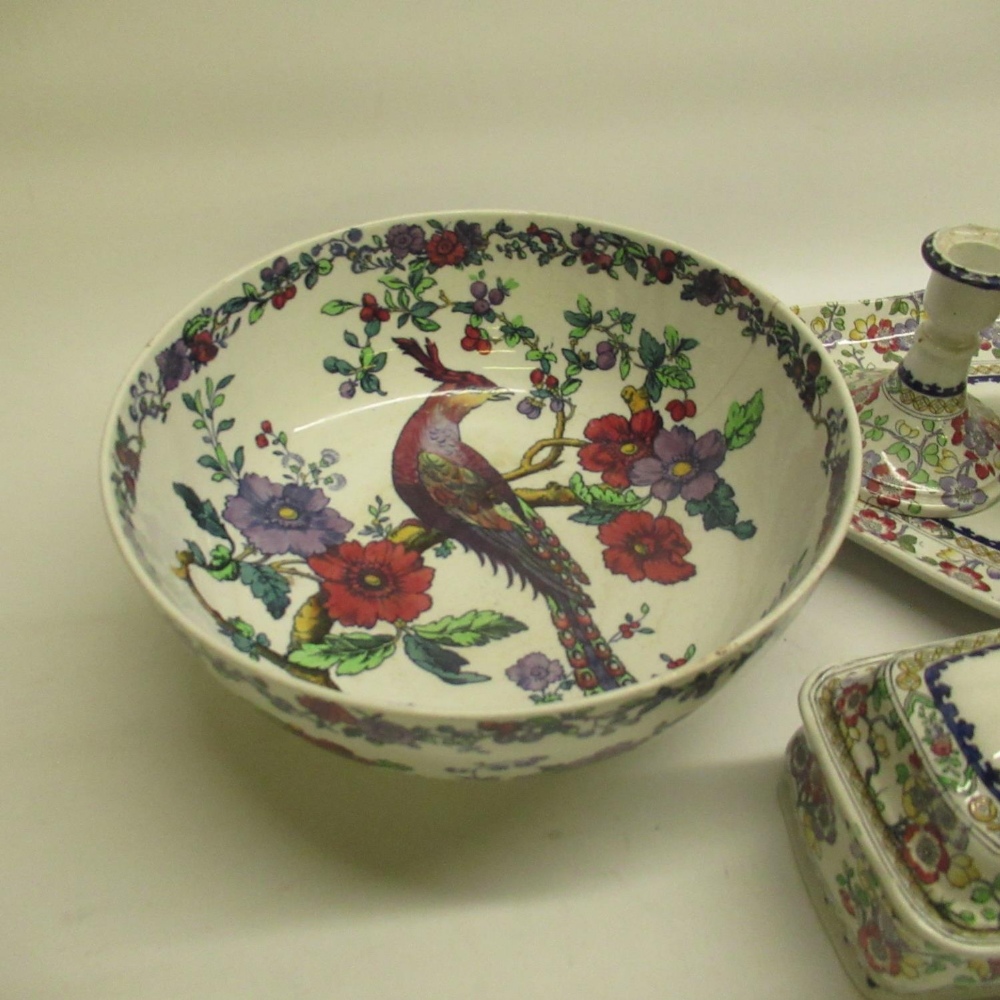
102 212 856 777
796 294 1000 616
784 630 1000 997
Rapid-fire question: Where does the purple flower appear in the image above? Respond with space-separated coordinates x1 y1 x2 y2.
962 415 992 459
505 652 566 692
385 223 426 259
223 474 353 556
941 474 988 513
629 426 726 501
686 268 728 306
156 338 193 391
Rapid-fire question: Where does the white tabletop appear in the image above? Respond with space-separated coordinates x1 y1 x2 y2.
4 4 1000 997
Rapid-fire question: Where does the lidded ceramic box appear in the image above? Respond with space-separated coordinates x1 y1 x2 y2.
782 629 1000 997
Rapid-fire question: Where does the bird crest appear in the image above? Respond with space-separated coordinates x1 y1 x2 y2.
394 337 497 390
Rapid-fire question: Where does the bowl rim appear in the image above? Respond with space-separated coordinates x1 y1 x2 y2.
99 208 862 723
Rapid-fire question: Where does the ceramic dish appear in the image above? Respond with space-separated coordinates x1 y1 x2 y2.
795 294 1000 616
782 628 1000 998
101 211 858 778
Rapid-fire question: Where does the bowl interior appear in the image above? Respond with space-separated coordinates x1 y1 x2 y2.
104 213 856 716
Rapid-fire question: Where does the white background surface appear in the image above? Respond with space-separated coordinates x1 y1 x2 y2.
4 3 1000 998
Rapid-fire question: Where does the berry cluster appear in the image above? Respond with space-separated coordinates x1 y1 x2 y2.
469 279 505 314
271 284 297 310
359 293 390 324
665 398 697 422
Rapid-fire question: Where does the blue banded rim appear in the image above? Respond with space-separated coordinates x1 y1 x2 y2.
922 224 1000 291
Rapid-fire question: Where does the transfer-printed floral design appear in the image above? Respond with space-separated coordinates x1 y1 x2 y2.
108 217 850 712
786 725 1000 994
796 293 1000 617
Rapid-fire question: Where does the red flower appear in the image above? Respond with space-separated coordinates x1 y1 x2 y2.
851 508 899 542
426 229 467 267
901 823 950 884
461 325 492 354
863 461 915 510
579 409 663 488
940 561 990 592
308 539 434 628
598 510 695 585
857 922 902 976
188 330 219 365
834 682 870 728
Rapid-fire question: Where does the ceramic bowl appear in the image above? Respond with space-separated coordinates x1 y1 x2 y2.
101 211 859 778
782 629 1000 998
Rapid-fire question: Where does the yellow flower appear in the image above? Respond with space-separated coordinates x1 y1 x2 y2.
809 316 827 336
947 854 981 889
850 315 879 341
893 419 921 440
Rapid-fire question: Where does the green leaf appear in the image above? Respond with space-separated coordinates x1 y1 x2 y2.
207 544 239 581
410 300 438 319
289 632 396 675
378 275 407 290
658 367 695 391
568 472 647 516
238 563 291 619
173 482 229 539
684 479 745 533
321 299 357 316
324 356 355 376
576 294 592 317
402 633 489 684
724 389 765 450
359 372 385 395
562 378 582 396
619 355 631 380
413 609 528 647
568 506 620 526
184 539 207 567
638 329 666 369
248 302 265 325
411 315 441 333
564 310 591 328
344 330 361 348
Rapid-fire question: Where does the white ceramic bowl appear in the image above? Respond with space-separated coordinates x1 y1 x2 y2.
101 211 859 778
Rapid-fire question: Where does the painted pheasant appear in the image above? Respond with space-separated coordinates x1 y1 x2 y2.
391 337 635 693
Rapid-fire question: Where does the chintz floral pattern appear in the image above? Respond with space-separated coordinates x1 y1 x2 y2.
796 293 1000 618
105 214 853 775
783 631 1000 996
